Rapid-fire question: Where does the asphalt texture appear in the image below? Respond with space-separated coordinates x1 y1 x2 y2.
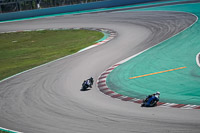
0 3 200 133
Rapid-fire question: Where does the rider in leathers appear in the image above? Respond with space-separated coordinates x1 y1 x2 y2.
144 92 160 107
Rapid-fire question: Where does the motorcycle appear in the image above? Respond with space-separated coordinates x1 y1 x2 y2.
141 95 158 107
81 82 89 91
80 77 94 91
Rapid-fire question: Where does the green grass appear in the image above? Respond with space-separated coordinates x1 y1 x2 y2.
0 29 104 80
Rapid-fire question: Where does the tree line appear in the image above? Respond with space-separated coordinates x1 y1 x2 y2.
0 0 104 13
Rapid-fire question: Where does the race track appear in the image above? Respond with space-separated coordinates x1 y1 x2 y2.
0 2 200 133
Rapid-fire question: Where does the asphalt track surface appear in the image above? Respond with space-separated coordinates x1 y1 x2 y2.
0 4 200 133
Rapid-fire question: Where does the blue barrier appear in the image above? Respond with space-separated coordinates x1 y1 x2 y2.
0 0 156 21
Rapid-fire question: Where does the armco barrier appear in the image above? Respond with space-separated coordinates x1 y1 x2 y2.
0 0 156 21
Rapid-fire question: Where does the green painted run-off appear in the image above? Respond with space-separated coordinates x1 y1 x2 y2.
107 1 200 105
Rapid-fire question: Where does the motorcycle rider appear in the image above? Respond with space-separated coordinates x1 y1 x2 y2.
88 77 94 88
155 91 160 98
81 77 94 91
142 92 160 107
90 77 94 84
86 79 91 88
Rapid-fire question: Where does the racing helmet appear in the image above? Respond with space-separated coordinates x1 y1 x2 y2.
156 91 160 95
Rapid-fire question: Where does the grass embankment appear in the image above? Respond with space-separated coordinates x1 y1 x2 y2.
0 29 104 80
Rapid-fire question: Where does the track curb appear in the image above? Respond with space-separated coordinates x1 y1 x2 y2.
97 62 200 110
97 13 200 110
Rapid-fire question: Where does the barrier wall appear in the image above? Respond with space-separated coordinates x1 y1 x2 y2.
0 0 157 21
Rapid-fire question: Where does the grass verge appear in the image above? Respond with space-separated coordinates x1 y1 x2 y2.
0 29 104 81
